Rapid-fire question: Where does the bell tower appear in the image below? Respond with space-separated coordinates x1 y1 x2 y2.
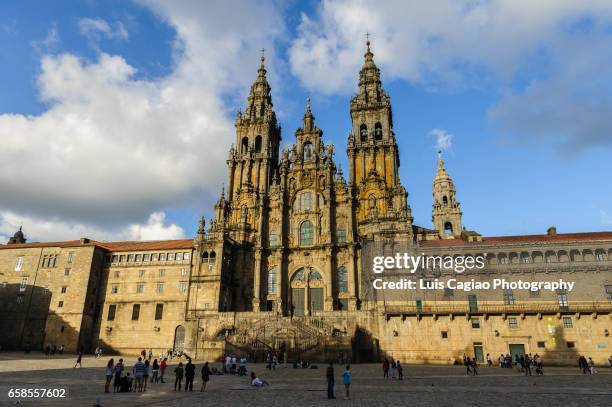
432 151 462 238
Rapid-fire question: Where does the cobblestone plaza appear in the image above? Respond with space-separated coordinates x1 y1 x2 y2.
0 353 610 406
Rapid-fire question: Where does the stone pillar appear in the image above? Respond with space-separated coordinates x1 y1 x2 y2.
325 250 334 311
252 248 262 311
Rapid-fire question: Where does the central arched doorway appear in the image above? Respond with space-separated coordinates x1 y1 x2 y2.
290 267 325 316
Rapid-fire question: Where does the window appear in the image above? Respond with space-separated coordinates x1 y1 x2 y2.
184 252 190 260
269 231 279 247
15 256 24 271
114 270 120 278
444 222 453 236
566 341 575 348
131 304 140 320
159 253 166 261
155 303 164 320
605 285 612 300
107 304 116 321
168 253 175 261
374 122 383 140
179 282 188 293
537 341 546 348
128 254 135 262
43 285 49 294
300 221 314 246
241 136 249 153
139 270 145 278
562 316 573 328
595 251 605 261
521 254 530 263
499 256 509 265
143 253 150 262
503 291 515 305
557 291 569 308
441 331 448 339
359 124 367 142
67 252 74 264
41 254 58 268
61 286 67 294
176 253 183 261
266 268 277 294
58 301 64 308
136 284 144 294
300 192 313 211
64 268 70 276
471 318 481 329
111 284 118 294
112 255 118 262
181 268 188 276
337 227 346 243
151 253 158 261
19 276 27 292
135 254 142 262
508 317 518 329
119 255 126 262
159 269 165 277
337 267 348 293
156 283 164 293
254 135 262 153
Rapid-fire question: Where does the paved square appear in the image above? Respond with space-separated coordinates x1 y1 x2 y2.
0 353 611 406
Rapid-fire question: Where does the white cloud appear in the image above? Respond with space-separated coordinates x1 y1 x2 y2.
79 18 129 41
0 2 286 242
31 23 60 54
288 0 612 150
0 210 184 243
429 128 452 151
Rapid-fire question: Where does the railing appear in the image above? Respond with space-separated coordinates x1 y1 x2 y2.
383 301 612 315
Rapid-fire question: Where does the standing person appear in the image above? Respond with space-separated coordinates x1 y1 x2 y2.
160 357 168 383
148 349 153 361
143 359 150 391
578 355 588 374
397 361 403 380
464 357 472 375
486 353 492 367
104 358 114 393
524 355 532 376
342 365 352 400
326 362 335 399
184 358 196 392
608 355 612 369
588 357 597 374
174 362 184 391
151 359 159 383
470 358 478 376
113 358 124 393
390 360 397 379
133 357 146 392
59 344 64 355
73 350 83 368
239 356 247 376
201 362 210 392
382 358 389 379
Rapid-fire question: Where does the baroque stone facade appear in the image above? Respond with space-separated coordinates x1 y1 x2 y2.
1 43 611 365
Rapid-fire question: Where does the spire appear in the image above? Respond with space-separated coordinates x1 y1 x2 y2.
243 48 273 121
303 96 315 131
7 225 26 244
431 150 462 238
434 150 452 183
197 216 206 235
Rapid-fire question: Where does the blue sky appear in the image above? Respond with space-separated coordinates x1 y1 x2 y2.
0 0 611 242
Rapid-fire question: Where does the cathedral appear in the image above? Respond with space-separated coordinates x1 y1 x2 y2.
1 42 611 365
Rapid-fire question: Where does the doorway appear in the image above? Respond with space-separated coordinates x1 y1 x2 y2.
174 325 185 354
508 343 525 358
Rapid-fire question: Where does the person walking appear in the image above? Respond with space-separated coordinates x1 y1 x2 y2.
465 357 472 375
73 350 83 368
174 362 184 391
588 357 598 374
486 353 492 367
143 359 150 391
104 358 114 393
151 359 159 383
342 365 352 400
382 358 389 379
326 362 335 399
470 358 478 376
397 360 403 380
160 357 168 383
185 359 196 392
113 358 124 393
390 360 397 379
201 361 210 392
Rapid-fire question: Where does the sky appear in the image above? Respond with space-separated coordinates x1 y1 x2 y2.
1 0 611 243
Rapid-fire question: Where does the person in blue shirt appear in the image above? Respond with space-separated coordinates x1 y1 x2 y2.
342 365 352 400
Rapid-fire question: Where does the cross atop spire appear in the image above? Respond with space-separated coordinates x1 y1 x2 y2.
260 48 265 64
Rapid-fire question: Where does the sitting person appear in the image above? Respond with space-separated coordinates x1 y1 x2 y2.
250 371 269 387
121 373 133 392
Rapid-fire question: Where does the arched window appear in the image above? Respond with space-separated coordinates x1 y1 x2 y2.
269 231 278 247
300 192 313 211
374 122 383 140
442 195 448 206
337 266 348 293
300 220 314 246
308 270 322 281
241 137 249 153
337 227 346 243
360 124 367 142
444 222 453 236
254 135 262 153
303 141 313 160
267 268 276 294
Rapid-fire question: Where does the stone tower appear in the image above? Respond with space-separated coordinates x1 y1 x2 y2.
432 150 462 238
347 41 412 234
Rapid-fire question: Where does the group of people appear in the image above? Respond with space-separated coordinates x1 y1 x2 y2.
104 356 170 393
382 358 404 379
463 355 479 375
578 355 599 374
326 362 352 400
43 344 64 356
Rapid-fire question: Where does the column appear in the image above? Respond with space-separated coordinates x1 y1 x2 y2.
252 249 262 311
325 250 334 311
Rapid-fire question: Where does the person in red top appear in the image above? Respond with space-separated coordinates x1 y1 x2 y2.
382 359 390 379
160 358 168 383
